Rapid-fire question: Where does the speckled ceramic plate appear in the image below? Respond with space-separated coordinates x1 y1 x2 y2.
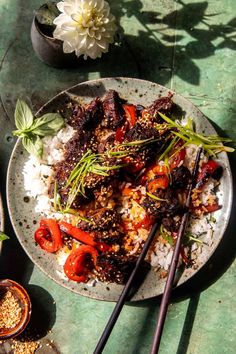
0 192 4 253
6 78 233 301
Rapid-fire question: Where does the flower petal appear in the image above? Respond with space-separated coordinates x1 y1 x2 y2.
53 0 116 59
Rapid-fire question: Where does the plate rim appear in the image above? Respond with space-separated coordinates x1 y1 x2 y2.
0 191 5 253
6 77 233 301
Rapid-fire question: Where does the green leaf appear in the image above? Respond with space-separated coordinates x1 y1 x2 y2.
12 129 28 137
14 99 34 130
30 113 65 136
22 136 43 158
160 224 174 245
0 232 10 241
35 2 60 26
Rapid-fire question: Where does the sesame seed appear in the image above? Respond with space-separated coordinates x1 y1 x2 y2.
0 290 22 329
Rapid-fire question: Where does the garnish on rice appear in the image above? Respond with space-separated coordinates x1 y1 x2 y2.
13 99 64 158
22 89 233 284
159 113 234 156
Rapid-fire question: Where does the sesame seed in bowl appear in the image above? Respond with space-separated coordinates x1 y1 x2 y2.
0 279 32 340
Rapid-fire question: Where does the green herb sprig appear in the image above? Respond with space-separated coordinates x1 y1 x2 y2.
159 113 234 156
0 232 10 241
158 135 178 162
13 99 65 158
65 149 125 210
184 232 203 245
106 137 160 158
159 224 174 245
146 192 167 202
64 138 160 209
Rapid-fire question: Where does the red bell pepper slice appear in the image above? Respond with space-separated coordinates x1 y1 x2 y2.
204 203 221 213
34 219 62 253
138 164 168 185
115 125 127 143
192 202 221 215
147 175 169 192
59 221 97 247
152 165 168 176
169 148 186 170
196 160 222 188
123 104 137 128
96 242 111 253
121 220 133 232
59 221 111 252
133 214 154 230
64 245 98 282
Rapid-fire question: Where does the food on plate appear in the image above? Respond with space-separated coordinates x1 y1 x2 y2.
20 90 233 285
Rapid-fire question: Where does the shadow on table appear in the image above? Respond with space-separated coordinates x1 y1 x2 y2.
2 0 236 116
27 284 57 339
109 0 236 86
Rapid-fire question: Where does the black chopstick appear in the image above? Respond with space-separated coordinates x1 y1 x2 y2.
93 221 160 354
150 147 202 354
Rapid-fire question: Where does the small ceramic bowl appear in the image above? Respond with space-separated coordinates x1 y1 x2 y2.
0 279 32 340
30 16 80 68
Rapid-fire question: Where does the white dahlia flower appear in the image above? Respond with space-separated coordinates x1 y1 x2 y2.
53 0 117 59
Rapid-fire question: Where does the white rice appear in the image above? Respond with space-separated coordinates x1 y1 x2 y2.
23 124 75 215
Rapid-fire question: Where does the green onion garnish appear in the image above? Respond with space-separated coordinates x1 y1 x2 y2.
158 112 234 156
146 192 167 202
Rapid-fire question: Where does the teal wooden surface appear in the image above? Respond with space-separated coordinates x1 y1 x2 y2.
0 1 236 353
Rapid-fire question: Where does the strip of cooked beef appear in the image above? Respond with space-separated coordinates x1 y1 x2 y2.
78 220 123 244
53 136 121 207
146 95 173 121
89 208 120 231
140 95 174 125
64 131 92 161
96 253 137 284
83 157 120 191
124 123 169 168
51 130 92 205
102 90 126 130
77 208 123 243
61 170 118 209
142 189 183 219
94 229 123 244
52 99 104 203
93 184 115 207
69 97 103 132
93 124 116 154
125 123 158 142
68 104 84 127
171 166 191 189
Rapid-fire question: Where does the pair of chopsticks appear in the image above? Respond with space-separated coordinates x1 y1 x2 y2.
94 147 202 354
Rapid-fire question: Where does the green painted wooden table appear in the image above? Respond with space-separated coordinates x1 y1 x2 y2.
0 1 236 353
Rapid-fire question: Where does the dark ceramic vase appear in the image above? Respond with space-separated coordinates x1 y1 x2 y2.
30 17 80 68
